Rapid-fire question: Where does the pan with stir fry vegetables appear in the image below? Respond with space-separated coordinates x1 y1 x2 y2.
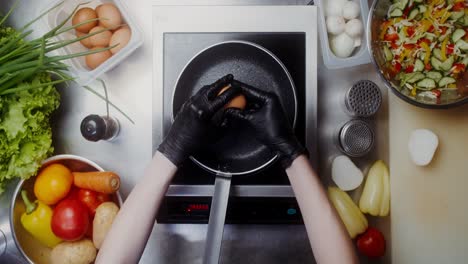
380 0 467 104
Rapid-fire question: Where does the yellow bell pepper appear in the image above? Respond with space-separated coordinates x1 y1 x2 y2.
420 42 431 66
441 38 449 61
20 190 62 248
328 187 368 239
359 160 390 217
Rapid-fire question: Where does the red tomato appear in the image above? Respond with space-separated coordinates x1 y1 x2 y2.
78 189 110 217
405 65 414 73
446 44 455 55
51 199 89 241
440 26 448 36
428 25 435 33
384 33 399 42
432 89 442 98
390 42 399 49
357 227 386 258
453 2 465 11
393 62 402 73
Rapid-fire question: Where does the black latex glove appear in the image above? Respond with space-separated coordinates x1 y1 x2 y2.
226 80 307 169
158 74 240 166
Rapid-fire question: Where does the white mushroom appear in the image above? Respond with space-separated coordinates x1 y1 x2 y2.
345 19 363 38
326 16 346 35
330 32 355 58
342 1 361 20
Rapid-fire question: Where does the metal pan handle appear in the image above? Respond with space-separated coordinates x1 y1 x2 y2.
203 174 231 264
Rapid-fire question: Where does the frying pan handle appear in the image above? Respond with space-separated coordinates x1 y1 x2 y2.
203 174 231 264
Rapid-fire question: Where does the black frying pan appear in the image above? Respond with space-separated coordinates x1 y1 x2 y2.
172 41 297 264
173 41 297 175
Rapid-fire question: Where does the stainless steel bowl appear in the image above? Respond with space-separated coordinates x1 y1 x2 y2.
9 155 123 264
367 0 468 109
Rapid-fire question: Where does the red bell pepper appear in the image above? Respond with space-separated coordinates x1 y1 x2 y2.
446 44 455 55
405 65 414 73
384 33 399 42
453 2 465 11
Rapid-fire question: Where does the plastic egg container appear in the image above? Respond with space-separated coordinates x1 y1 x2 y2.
38 0 143 85
316 0 371 69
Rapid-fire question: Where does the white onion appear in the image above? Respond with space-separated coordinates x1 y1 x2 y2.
408 129 439 166
332 155 364 191
326 16 346 35
342 1 360 20
345 19 363 37
330 32 355 58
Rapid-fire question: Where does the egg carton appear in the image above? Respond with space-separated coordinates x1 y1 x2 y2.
315 0 371 69
38 0 144 85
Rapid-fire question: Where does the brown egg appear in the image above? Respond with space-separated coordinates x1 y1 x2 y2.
85 47 112 70
76 31 93 48
72 7 98 33
109 26 131 54
218 86 247 110
88 26 112 47
96 3 122 29
95 4 103 14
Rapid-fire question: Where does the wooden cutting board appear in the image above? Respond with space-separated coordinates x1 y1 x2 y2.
389 93 468 263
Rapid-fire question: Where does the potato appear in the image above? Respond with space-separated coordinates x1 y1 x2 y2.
51 239 96 264
93 202 119 249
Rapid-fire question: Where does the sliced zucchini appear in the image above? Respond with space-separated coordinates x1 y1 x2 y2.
409 9 419 20
395 0 409 9
414 59 424 72
456 39 468 51
431 57 443 71
464 15 468 27
440 56 455 71
414 0 423 3
407 72 426 83
452 29 466 43
433 48 443 60
383 45 393 62
390 8 404 18
425 71 443 81
438 77 457 87
418 5 427 13
417 78 436 89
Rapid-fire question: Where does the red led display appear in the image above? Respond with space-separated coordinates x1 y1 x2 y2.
186 204 209 211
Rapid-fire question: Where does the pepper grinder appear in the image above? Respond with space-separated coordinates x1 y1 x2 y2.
80 115 120 142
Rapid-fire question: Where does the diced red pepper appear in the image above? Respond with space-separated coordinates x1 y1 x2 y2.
428 25 435 33
403 43 416 49
403 5 414 17
440 26 448 36
446 44 455 55
417 38 431 48
393 62 402 73
405 65 415 73
384 33 399 42
390 42 399 49
394 55 400 60
453 63 466 74
407 27 416 38
453 2 465 11
425 63 432 71
432 90 441 98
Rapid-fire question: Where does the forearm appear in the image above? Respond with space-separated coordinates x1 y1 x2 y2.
96 152 177 264
286 155 358 264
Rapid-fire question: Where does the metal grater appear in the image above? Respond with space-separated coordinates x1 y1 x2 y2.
338 120 375 157
345 80 382 117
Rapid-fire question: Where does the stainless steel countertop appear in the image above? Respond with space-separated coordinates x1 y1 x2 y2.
0 0 390 263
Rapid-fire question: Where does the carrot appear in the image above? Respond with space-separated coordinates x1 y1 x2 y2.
73 171 120 194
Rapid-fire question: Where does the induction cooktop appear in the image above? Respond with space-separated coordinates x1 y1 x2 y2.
152 6 317 223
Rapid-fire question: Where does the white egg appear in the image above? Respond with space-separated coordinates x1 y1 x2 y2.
342 1 361 20
326 0 343 17
326 16 346 35
354 37 362 48
330 32 355 58
345 19 363 37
